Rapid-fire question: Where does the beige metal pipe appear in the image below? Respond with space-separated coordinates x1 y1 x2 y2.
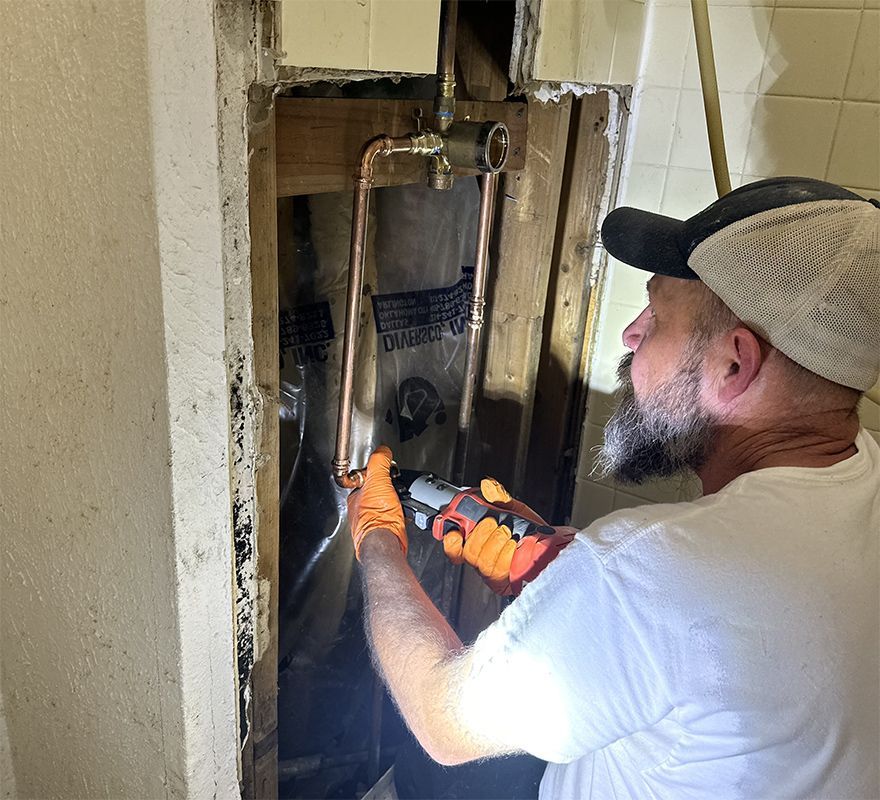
452 172 498 485
332 135 414 489
691 0 732 197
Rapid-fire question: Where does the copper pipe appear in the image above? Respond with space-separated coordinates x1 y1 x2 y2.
333 135 413 488
433 0 458 138
438 0 458 81
452 172 498 485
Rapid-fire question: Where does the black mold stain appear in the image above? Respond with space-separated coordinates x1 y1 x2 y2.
230 350 255 744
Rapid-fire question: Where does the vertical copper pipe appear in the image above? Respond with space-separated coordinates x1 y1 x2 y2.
333 136 412 488
452 172 498 486
438 0 458 79
433 0 458 134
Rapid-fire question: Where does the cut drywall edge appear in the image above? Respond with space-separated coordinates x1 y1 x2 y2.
522 80 632 105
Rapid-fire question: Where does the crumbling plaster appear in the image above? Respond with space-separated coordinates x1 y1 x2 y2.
1 1 243 796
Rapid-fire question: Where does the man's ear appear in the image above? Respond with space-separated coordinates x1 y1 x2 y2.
713 326 764 404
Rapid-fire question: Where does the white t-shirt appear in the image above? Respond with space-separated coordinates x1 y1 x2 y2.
464 430 879 799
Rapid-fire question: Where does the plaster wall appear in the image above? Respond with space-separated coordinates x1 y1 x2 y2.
1 1 240 797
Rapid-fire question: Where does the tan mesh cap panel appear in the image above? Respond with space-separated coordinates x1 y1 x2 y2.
689 200 880 391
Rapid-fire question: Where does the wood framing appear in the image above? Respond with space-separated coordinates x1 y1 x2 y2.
275 97 527 196
470 96 573 497
244 98 280 799
523 93 613 521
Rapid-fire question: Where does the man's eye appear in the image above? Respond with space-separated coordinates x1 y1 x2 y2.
648 305 656 318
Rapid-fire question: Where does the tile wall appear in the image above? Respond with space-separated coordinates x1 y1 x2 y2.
571 0 880 527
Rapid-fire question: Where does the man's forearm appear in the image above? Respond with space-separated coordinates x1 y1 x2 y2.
358 531 511 765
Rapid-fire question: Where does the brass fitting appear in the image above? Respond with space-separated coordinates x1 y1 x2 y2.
427 154 454 191
433 79 456 134
406 130 444 157
443 121 509 174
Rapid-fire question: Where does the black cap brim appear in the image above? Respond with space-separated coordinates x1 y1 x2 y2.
600 177 869 281
600 207 699 280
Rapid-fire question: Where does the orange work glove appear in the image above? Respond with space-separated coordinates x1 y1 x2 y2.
442 478 575 595
347 446 407 560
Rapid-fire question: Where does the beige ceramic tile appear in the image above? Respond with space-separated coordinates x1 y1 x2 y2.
605 255 652 308
676 474 703 502
610 0 648 85
601 300 644 341
759 9 861 98
613 489 657 511
775 0 860 8
740 173 773 185
534 0 587 81
844 12 880 103
535 0 630 83
683 6 773 94
660 167 720 218
570 479 616 528
669 90 756 174
655 0 773 6
720 92 762 175
280 0 370 69
585 387 623 429
858 392 880 435
620 163 668 211
575 422 610 482
866 0 880 11
618 477 683 504
668 89 712 170
844 186 880 201
629 86 681 166
574 6 619 85
369 0 441 73
744 95 839 177
589 326 634 394
827 101 880 191
642 4 693 88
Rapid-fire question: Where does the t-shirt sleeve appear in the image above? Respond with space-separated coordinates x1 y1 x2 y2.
461 529 676 763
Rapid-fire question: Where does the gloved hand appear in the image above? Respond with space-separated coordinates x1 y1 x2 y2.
347 446 407 560
442 478 575 595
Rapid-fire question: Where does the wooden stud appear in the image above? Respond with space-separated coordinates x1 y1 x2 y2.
471 96 572 497
275 97 527 196
522 93 612 521
246 99 280 799
455 3 511 102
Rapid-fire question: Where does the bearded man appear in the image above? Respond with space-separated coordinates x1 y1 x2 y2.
347 177 880 799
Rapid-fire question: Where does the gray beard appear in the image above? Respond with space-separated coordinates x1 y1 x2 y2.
595 351 717 485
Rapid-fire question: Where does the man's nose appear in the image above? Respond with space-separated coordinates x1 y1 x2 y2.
622 307 650 351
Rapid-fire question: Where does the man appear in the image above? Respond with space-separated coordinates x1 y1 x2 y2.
348 177 880 798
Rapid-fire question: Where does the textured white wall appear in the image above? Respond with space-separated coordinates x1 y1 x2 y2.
0 1 240 797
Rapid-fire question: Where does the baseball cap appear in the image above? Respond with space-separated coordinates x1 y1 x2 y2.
601 177 880 391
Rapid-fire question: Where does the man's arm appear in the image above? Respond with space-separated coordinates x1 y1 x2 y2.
358 530 517 766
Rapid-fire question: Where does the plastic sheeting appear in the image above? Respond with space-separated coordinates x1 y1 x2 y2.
276 181 481 795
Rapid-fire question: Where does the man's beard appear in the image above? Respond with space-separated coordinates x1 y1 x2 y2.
595 350 718 485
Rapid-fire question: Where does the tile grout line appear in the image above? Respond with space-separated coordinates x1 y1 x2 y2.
658 5 693 210
742 0 777 176
822 8 864 179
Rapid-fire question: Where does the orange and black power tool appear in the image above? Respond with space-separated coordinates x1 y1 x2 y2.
392 469 556 542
